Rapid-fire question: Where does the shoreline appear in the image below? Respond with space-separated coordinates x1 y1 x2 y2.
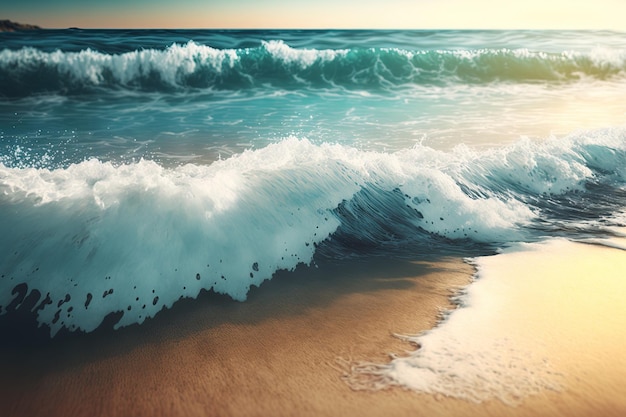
0 256 475 417
2 239 625 417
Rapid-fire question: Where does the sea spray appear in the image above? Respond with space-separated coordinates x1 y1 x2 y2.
2 129 625 335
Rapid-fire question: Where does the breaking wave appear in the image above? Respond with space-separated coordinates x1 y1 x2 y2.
1 40 625 97
1 128 625 335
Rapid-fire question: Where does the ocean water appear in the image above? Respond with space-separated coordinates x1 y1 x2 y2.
1 29 625 343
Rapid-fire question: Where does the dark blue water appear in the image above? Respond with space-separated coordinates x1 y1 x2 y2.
1 29 625 336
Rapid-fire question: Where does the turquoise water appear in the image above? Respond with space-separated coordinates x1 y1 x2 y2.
2 30 625 163
1 30 625 335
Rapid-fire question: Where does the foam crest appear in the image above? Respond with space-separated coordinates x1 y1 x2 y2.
1 131 624 335
2 42 625 97
452 127 626 197
261 40 346 68
0 41 239 93
0 145 355 334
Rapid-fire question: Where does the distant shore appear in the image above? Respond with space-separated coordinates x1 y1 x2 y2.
0 20 42 32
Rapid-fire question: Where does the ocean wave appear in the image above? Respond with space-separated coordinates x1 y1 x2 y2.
1 129 625 335
1 40 625 97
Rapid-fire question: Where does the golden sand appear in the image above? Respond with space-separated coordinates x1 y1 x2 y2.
0 257 474 417
0 241 625 417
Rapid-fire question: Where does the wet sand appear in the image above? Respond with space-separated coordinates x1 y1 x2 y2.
468 239 626 417
0 257 475 417
0 246 625 417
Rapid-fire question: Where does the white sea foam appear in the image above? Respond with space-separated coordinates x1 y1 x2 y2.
355 235 626 404
0 130 624 335
2 41 625 97
0 138 527 335
0 41 239 87
261 40 346 68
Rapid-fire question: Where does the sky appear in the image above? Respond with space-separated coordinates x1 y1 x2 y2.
4 0 626 29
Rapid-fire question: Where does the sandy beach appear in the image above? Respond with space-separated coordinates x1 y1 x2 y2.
1 242 625 417
0 256 473 417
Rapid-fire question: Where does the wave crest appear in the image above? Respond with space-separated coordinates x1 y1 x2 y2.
1 129 624 335
1 41 625 97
